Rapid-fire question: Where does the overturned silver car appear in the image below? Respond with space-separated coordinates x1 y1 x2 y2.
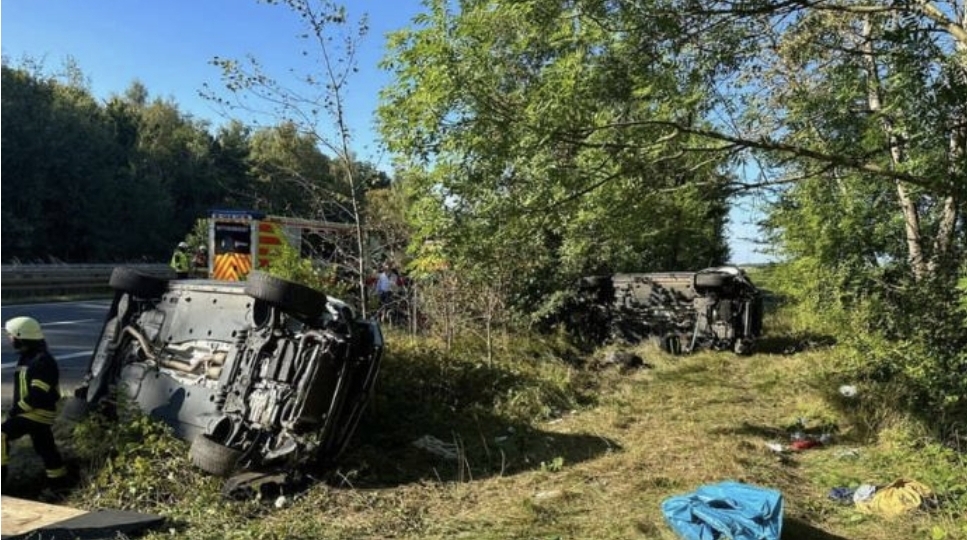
73 268 382 482
577 266 763 354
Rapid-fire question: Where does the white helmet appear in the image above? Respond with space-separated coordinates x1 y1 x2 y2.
5 316 44 340
178 242 189 249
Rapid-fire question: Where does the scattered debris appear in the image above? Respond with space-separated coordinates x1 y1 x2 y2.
853 484 877 504
790 439 822 451
786 422 833 451
828 487 855 504
856 479 936 517
765 442 787 454
412 435 459 460
838 385 858 398
827 480 937 517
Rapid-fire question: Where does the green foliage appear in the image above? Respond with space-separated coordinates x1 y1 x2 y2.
183 218 210 251
248 122 347 220
263 242 356 300
379 0 732 328
71 403 202 509
838 285 967 430
540 456 565 473
373 332 588 425
772 260 967 437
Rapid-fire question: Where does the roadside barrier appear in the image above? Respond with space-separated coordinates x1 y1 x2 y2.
1 264 172 302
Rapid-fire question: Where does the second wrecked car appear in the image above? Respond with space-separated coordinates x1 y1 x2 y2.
574 265 763 354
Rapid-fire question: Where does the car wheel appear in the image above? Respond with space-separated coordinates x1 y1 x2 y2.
109 267 168 298
244 271 327 319
693 272 729 290
189 434 242 477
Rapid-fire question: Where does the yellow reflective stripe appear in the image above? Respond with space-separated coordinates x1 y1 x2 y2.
17 369 34 411
21 410 57 424
18 368 29 400
46 467 68 479
31 379 51 392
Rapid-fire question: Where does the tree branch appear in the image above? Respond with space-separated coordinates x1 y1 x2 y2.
592 120 944 191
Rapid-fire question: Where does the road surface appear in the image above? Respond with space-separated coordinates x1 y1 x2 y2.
1 300 110 411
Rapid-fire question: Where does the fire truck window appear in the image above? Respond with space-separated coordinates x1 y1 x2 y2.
214 223 251 255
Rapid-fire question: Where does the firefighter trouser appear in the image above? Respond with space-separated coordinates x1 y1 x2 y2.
2 414 67 479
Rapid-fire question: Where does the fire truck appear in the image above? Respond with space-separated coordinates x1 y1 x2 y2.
205 209 356 281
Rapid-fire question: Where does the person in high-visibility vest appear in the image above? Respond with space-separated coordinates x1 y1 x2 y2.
170 241 191 279
2 316 69 491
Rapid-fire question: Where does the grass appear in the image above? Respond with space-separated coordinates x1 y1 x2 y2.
4 328 965 539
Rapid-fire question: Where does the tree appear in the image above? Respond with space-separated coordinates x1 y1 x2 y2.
1 61 248 262
378 0 733 327
1 63 122 261
622 1 966 282
248 121 337 217
206 0 377 313
657 0 966 426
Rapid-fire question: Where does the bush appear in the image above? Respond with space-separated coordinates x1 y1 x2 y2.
766 258 967 441
70 401 211 510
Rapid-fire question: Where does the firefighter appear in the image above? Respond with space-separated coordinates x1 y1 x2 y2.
170 241 191 279
2 316 68 489
191 245 208 278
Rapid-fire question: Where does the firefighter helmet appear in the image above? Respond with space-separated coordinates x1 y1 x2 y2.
5 316 44 340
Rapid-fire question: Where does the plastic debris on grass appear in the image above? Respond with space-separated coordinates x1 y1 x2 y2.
412 435 459 460
662 481 783 540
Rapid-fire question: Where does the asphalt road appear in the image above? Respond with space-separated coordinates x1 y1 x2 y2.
1 300 111 411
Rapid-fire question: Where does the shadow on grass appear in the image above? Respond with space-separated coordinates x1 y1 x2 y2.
337 418 620 488
755 332 837 355
782 516 851 540
709 421 790 440
325 349 619 488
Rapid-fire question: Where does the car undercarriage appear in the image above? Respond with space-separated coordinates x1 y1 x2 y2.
72 268 383 495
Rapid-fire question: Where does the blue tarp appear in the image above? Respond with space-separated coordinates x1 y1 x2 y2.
661 481 783 540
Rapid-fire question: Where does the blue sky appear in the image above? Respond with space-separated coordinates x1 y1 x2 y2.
2 0 772 264
2 0 425 168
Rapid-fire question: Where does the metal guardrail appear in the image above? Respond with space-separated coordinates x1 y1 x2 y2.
1 264 173 302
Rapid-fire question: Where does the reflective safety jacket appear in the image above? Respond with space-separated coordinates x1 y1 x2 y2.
12 348 61 424
170 249 190 273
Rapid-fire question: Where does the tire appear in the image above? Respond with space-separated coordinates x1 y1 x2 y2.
189 434 242 477
109 267 168 298
244 271 327 319
693 272 729 290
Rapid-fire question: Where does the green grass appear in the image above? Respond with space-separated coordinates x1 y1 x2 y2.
5 328 965 539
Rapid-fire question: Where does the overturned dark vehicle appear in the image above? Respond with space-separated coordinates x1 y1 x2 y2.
71 267 383 488
573 266 763 354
